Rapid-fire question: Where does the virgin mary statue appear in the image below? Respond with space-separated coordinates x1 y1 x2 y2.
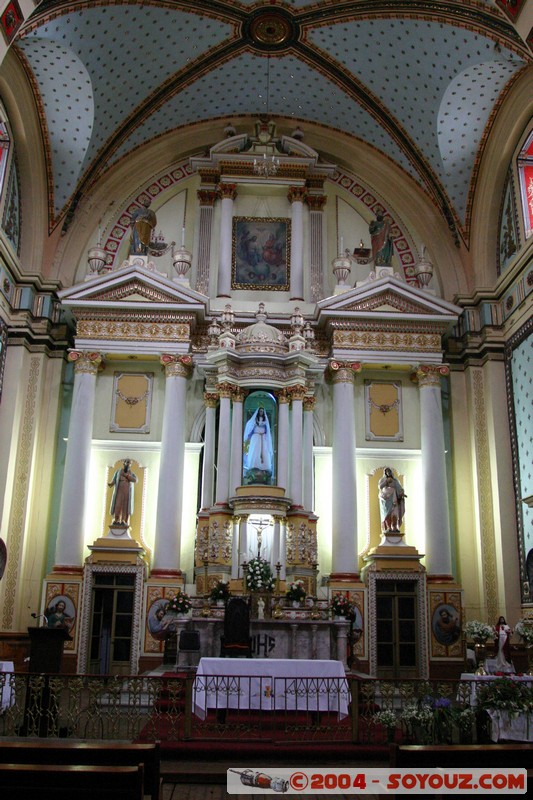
243 407 273 482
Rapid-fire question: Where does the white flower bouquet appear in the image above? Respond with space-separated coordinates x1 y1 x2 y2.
515 618 533 645
463 620 494 641
372 709 397 728
245 556 275 592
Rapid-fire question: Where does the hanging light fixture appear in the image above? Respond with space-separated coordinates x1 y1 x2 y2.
253 56 279 178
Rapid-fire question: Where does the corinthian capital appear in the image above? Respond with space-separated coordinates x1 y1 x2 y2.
287 186 307 204
216 381 234 399
287 385 307 402
218 183 237 200
160 354 193 378
415 364 450 388
327 360 362 383
68 350 103 375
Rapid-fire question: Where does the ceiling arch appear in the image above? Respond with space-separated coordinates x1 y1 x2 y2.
9 0 532 245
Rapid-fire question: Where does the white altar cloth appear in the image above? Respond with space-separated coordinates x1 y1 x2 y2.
0 661 14 713
193 657 349 720
487 710 533 742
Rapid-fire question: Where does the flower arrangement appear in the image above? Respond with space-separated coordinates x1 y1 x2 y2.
209 580 230 602
372 709 397 729
464 620 494 642
245 556 275 593
331 592 352 617
514 619 533 645
286 579 306 603
475 677 533 713
400 696 455 744
166 590 191 615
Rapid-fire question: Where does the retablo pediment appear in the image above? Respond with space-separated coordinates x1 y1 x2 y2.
316 276 461 326
58 264 209 317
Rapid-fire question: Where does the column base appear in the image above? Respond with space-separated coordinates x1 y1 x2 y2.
150 568 183 580
330 572 360 582
50 565 84 575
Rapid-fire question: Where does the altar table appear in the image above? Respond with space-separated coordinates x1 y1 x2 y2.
459 673 533 705
193 657 349 720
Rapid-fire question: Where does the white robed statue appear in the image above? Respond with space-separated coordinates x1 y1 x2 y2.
243 407 273 480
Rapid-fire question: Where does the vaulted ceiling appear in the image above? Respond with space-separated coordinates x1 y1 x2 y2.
10 0 533 242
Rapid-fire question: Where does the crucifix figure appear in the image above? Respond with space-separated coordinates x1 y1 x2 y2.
250 516 271 559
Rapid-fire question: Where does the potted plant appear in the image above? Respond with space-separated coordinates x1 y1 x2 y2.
331 592 352 619
166 590 192 617
286 579 306 606
372 708 398 743
210 580 230 606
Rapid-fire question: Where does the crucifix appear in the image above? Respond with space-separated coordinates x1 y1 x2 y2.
250 516 270 559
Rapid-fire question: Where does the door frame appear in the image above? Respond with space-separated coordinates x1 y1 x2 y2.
78 561 145 674
367 570 428 679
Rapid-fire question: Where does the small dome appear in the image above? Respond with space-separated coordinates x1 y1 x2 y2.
236 303 287 354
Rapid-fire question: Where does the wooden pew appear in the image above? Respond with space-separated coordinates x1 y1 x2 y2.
0 741 160 800
390 742 533 768
0 763 144 800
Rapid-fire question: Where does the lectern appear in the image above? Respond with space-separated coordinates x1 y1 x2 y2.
21 627 71 736
27 626 70 673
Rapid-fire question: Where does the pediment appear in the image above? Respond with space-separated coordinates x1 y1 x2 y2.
58 264 209 315
316 276 462 324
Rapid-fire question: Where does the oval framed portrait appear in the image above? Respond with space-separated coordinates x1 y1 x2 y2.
432 603 461 646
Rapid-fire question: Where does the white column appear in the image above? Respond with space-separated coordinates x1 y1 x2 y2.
215 383 232 504
272 515 281 570
330 361 360 575
153 355 192 572
288 186 306 300
280 518 287 580
239 516 249 572
303 396 315 512
195 189 217 295
417 365 452 576
217 183 237 297
277 391 290 493
231 515 241 579
229 388 244 497
201 393 217 510
55 351 102 567
290 386 305 507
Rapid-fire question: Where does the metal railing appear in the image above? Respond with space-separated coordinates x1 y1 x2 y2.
0 671 486 745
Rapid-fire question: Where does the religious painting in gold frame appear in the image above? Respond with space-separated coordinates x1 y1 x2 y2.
429 589 463 660
42 580 81 653
110 372 153 433
364 380 403 441
231 216 290 290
